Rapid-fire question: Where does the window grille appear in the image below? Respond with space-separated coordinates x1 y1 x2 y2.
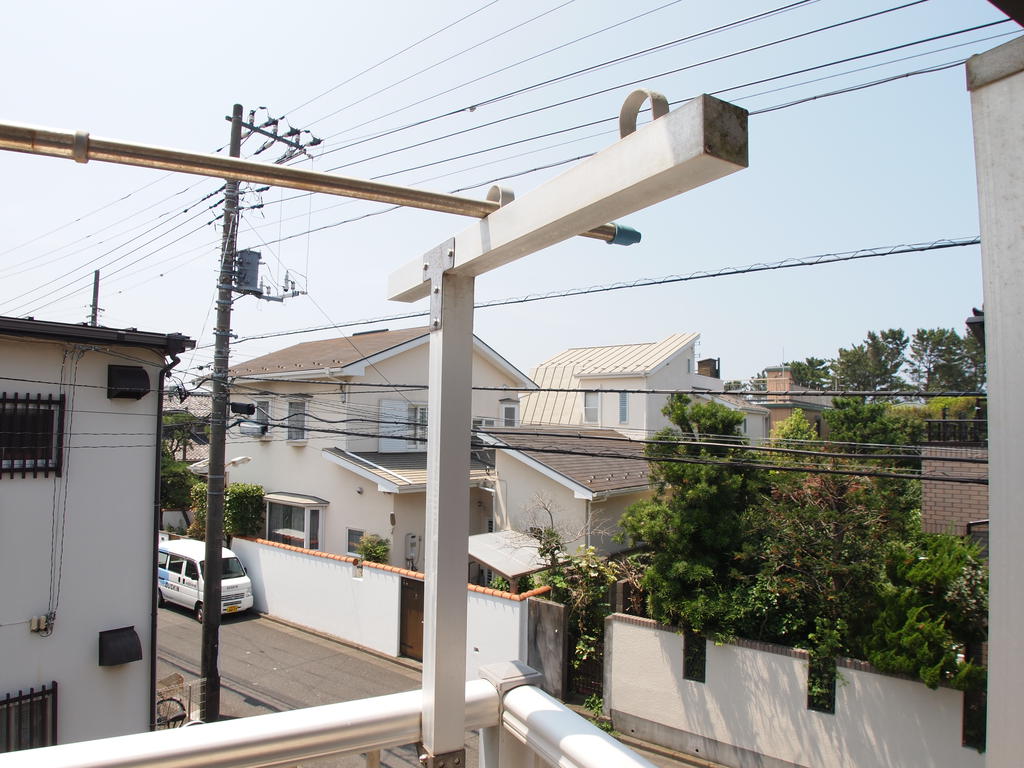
0 682 58 753
0 393 64 479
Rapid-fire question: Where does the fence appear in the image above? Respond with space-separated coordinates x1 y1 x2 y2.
230 537 548 680
1 682 57 753
604 614 984 768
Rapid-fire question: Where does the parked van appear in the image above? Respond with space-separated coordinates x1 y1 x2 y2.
157 538 253 622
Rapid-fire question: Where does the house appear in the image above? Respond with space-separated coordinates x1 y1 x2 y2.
749 365 833 436
225 326 535 568
474 427 652 575
519 333 770 440
0 316 193 749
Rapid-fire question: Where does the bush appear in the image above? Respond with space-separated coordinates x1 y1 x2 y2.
225 483 264 538
356 534 390 564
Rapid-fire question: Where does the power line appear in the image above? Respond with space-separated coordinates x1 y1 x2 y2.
219 236 979 347
320 0 691 145
286 0 503 117
319 0 934 170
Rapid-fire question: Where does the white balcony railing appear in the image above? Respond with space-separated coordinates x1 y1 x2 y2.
0 663 655 768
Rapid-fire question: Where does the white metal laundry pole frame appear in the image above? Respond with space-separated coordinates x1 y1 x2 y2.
387 92 747 764
0 90 748 765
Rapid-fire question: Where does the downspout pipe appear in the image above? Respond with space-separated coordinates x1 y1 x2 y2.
150 350 182 730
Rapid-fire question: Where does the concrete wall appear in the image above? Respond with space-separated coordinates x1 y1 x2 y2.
232 537 539 678
921 446 988 535
0 338 163 743
605 614 983 768
493 451 587 545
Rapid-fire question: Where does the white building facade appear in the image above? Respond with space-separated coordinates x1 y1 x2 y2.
0 316 193 749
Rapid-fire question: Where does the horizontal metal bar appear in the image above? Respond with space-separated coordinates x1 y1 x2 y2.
0 121 617 241
0 681 499 768
502 685 656 768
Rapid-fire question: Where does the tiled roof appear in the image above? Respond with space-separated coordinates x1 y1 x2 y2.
482 427 650 494
521 333 698 424
322 448 494 490
230 327 429 377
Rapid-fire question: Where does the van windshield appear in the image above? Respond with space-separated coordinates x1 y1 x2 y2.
200 557 247 580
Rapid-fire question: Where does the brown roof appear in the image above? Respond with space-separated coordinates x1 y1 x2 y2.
483 427 650 494
230 327 429 377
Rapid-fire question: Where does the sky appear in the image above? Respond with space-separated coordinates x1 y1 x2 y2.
0 0 1016 384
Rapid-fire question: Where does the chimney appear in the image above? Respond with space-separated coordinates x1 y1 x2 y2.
697 357 720 379
765 366 792 401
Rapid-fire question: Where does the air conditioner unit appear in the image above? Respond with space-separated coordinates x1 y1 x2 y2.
239 421 268 437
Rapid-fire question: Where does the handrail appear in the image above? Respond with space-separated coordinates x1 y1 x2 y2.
0 681 498 768
502 685 655 768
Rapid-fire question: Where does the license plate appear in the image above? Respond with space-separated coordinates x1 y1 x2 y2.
225 605 239 613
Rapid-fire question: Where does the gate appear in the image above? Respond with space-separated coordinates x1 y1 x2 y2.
399 577 424 661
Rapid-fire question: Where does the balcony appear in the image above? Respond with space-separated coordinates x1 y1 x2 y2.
0 662 654 768
925 418 987 445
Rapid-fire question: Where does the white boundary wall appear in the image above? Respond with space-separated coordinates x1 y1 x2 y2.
231 538 534 678
605 614 983 768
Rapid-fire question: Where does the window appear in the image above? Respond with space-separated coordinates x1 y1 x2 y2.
255 400 271 430
408 404 428 448
472 418 495 429
287 400 307 441
183 560 199 581
1 393 64 478
347 528 365 556
583 391 599 423
167 555 187 574
618 392 629 424
267 502 322 550
502 405 518 427
0 682 57 752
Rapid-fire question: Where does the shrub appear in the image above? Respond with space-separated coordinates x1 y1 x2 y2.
225 483 264 538
356 534 390 564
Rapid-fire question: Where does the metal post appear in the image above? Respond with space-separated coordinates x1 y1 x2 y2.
419 240 474 765
201 102 243 723
966 37 1024 762
89 270 100 326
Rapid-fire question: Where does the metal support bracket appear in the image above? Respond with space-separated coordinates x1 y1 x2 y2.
422 238 456 330
418 746 466 768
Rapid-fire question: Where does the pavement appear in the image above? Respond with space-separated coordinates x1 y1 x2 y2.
157 604 721 768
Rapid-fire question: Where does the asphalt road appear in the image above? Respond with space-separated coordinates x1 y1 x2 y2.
156 604 714 768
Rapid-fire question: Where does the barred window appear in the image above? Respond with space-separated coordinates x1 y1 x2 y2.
1 394 64 479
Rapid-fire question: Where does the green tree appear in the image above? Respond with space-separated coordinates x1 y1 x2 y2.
620 395 762 635
831 329 908 392
771 408 818 449
161 456 199 511
861 533 987 690
786 357 831 389
823 397 923 448
907 328 971 391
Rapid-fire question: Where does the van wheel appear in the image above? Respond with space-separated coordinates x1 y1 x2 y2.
158 590 166 608
194 603 204 623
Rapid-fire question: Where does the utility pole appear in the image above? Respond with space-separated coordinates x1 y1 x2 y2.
89 270 100 326
201 102 242 723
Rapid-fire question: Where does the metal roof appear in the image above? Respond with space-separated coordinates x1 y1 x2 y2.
467 530 549 579
520 333 698 425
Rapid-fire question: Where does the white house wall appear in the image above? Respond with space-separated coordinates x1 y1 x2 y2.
588 491 648 553
0 339 162 743
493 452 588 548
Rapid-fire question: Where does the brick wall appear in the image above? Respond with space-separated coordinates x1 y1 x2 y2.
921 445 988 535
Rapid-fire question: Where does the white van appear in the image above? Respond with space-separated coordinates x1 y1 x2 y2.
157 538 253 622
